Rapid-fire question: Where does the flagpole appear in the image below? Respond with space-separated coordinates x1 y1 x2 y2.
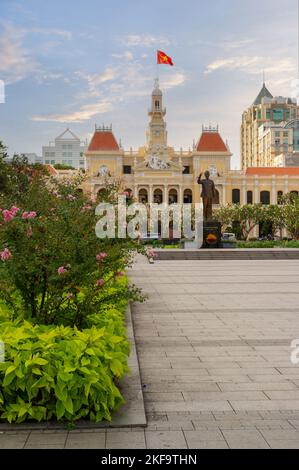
156 50 159 82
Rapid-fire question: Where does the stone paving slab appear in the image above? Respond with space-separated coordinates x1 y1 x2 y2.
2 258 299 449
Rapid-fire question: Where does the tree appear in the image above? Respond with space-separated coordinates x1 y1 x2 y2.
263 205 284 240
213 205 236 230
281 193 299 240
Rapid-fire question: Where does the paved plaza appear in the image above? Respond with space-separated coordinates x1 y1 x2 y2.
1 258 299 449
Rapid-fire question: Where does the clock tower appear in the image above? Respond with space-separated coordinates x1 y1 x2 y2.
147 78 168 150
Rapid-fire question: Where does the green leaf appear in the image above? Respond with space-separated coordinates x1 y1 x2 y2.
56 400 65 420
63 396 73 414
34 358 48 366
110 359 123 378
5 365 16 376
85 348 96 356
110 336 123 344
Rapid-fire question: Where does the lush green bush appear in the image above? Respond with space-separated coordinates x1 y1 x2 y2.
0 311 129 424
0 147 146 424
0 162 144 328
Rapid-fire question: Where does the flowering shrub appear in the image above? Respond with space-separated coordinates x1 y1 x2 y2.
0 157 145 328
0 147 146 424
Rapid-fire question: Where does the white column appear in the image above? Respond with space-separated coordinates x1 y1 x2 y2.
272 177 276 205
134 184 138 200
254 177 259 204
222 183 226 205
285 176 289 195
242 180 246 206
164 185 168 204
149 185 153 205
179 185 183 205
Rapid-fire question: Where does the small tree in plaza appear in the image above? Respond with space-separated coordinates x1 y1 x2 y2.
233 205 265 241
281 193 299 240
214 204 265 240
262 205 285 240
213 205 236 231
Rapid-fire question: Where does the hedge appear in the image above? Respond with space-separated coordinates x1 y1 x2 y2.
0 312 129 424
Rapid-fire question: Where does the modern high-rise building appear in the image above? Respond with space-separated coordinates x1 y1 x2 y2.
42 129 87 169
241 83 299 169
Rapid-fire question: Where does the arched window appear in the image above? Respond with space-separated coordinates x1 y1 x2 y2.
154 189 163 204
213 189 220 205
155 100 160 111
184 189 193 204
168 189 178 204
138 189 148 204
247 191 253 204
291 190 299 197
97 188 106 201
260 191 270 205
232 189 241 204
277 191 283 205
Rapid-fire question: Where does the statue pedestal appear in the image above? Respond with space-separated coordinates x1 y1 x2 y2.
201 221 221 249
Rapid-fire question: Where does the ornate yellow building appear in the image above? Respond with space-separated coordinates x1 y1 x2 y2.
84 79 299 237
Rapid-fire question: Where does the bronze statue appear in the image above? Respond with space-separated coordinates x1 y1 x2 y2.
197 171 216 222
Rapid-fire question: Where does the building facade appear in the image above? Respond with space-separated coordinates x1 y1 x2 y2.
241 84 299 169
84 80 299 237
42 129 87 169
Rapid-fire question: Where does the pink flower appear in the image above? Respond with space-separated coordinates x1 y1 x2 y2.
116 271 125 278
123 191 130 197
0 248 12 261
22 212 29 220
3 210 15 223
67 194 76 201
58 266 67 275
96 252 108 262
97 278 104 287
10 206 20 215
28 211 37 219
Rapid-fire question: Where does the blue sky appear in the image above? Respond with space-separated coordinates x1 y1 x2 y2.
0 0 298 168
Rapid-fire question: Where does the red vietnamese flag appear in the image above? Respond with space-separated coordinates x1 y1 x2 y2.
157 50 174 66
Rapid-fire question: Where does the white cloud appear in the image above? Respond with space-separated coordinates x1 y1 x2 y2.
76 67 118 98
112 51 134 61
162 73 186 89
24 27 72 40
0 24 38 84
31 52 186 124
205 55 296 77
221 38 255 50
121 34 170 48
32 101 113 123
0 22 72 84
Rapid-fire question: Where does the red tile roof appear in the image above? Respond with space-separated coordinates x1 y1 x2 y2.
196 132 228 152
88 131 119 151
246 167 299 176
